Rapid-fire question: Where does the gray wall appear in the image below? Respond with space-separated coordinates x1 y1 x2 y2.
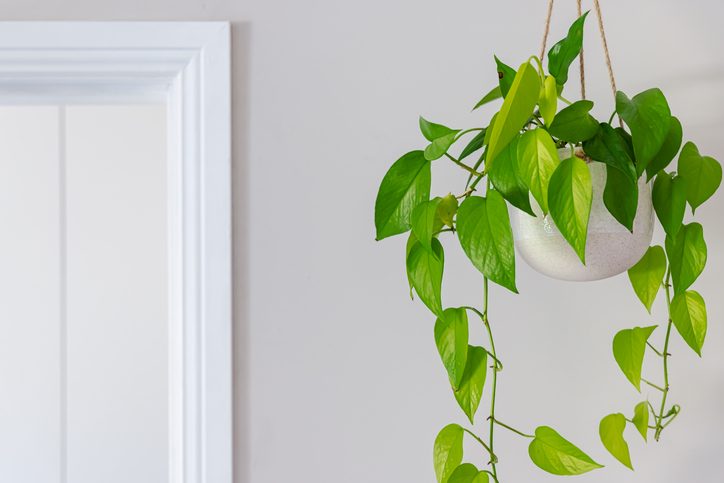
2 0 723 481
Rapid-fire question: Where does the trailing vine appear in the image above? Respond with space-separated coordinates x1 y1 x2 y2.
374 10 721 483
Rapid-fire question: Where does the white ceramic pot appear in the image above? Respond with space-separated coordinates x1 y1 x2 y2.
512 151 654 282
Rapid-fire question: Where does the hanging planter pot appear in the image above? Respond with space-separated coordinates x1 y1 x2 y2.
513 149 654 281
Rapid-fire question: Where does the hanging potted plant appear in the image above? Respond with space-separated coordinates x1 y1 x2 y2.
374 1 721 481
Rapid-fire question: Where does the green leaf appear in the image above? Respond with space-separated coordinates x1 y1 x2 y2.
489 134 535 216
453 346 487 424
646 116 683 180
603 164 638 231
652 172 687 237
548 156 592 263
420 117 459 142
613 326 657 391
459 130 487 161
528 426 603 476
677 141 722 213
582 123 637 182
434 308 469 389
375 151 431 240
616 89 672 174
517 128 560 214
426 132 459 161
627 245 667 313
599 413 633 470
448 464 489 483
457 192 517 293
671 290 707 356
411 198 442 251
539 75 558 126
406 238 444 316
548 100 600 143
437 194 459 229
547 12 589 86
632 402 649 442
486 61 540 167
494 56 517 98
665 222 707 295
434 424 464 483
473 86 502 111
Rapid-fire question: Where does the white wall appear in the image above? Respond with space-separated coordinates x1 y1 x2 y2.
0 1 723 482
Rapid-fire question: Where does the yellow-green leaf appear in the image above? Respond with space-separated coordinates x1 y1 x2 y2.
448 464 489 483
548 156 592 263
528 426 603 475
434 424 464 483
613 326 657 391
517 128 560 214
599 413 633 470
665 222 707 295
486 62 540 168
677 141 722 213
632 402 649 442
627 246 667 313
434 308 469 389
671 290 707 356
453 346 487 424
539 75 557 126
406 238 444 316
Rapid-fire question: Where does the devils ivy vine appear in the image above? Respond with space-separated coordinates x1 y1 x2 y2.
374 12 721 483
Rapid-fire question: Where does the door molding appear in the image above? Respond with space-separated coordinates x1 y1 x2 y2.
0 22 232 483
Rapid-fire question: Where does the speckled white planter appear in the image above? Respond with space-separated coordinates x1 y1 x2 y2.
512 151 654 282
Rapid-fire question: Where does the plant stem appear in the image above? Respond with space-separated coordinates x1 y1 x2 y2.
445 153 485 177
641 378 666 393
463 427 498 463
454 127 484 141
482 277 499 480
491 418 534 439
646 341 665 357
654 271 674 441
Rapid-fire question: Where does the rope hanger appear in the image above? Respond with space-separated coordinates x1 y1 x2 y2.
539 0 619 106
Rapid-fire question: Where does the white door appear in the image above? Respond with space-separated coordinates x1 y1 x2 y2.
0 103 170 483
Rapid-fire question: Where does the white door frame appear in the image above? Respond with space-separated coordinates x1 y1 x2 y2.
0 22 232 483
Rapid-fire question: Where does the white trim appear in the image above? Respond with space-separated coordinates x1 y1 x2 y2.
0 22 232 483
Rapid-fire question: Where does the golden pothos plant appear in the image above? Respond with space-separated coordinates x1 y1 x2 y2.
374 12 721 483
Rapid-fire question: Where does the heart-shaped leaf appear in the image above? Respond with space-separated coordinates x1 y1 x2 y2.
406 238 444 316
411 198 442 251
486 61 540 167
517 128 560 214
677 141 722 213
457 191 517 293
599 413 633 470
528 426 603 475
616 89 672 174
548 100 600 143
547 12 589 86
375 151 431 240
448 464 489 483
425 133 459 161
453 346 488 424
603 164 638 231
627 245 667 313
671 290 707 356
583 123 637 182
632 402 649 442
434 308 469 389
548 156 592 264
489 134 535 216
613 326 657 391
434 424 464 483
646 116 683 180
652 172 687 237
665 222 707 295
420 117 459 142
